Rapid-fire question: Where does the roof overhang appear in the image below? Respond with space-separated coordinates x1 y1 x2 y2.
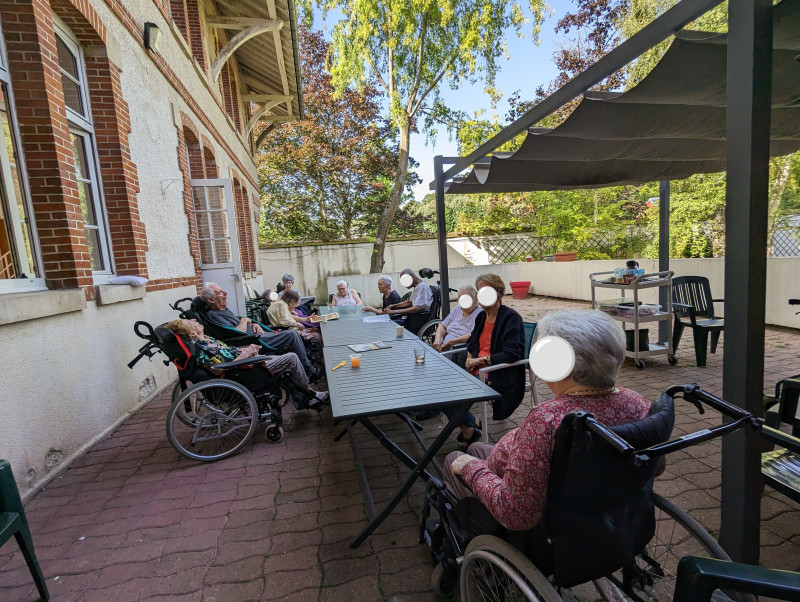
206 0 303 136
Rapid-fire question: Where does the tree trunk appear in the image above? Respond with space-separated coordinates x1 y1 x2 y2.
767 156 792 254
369 117 411 273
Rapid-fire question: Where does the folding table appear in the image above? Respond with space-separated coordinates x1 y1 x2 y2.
323 338 500 548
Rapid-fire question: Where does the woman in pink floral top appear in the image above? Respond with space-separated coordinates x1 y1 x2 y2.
445 309 651 532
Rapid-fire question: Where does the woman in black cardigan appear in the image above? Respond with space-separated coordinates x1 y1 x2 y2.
463 273 526 434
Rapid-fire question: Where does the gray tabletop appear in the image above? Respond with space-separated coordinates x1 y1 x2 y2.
319 305 365 321
324 340 500 420
320 319 418 347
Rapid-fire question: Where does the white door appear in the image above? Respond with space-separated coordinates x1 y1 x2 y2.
190 178 246 316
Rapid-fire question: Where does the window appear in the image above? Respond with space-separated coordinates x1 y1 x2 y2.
55 22 112 274
0 17 40 288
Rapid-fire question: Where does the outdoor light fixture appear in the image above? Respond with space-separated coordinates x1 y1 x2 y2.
143 22 162 52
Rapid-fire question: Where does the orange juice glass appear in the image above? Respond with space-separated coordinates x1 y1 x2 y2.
350 354 361 368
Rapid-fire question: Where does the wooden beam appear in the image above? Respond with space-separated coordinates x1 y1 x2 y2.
242 94 293 102
207 17 286 29
266 0 290 96
210 22 284 82
246 100 283 133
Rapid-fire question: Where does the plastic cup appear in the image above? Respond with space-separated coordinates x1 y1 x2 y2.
396 325 404 337
350 354 361 368
414 347 426 364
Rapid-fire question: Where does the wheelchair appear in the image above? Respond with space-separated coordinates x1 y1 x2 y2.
420 384 762 601
129 321 291 461
416 268 459 345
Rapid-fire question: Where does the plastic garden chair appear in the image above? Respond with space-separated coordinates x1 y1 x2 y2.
0 459 49 600
671 276 724 367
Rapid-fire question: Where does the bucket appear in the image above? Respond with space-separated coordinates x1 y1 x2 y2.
625 329 649 352
509 281 531 300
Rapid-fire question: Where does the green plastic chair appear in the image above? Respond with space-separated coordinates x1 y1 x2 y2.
0 459 49 600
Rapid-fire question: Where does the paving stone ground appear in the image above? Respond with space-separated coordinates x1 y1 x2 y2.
1 295 798 601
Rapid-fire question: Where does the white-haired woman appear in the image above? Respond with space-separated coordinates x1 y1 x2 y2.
332 280 362 306
445 309 651 532
362 275 401 314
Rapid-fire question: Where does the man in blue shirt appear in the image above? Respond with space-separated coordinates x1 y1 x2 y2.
201 282 321 382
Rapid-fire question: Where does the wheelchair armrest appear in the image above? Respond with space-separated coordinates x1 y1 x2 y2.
227 334 262 346
478 358 529 382
215 354 272 370
762 426 800 455
440 344 467 358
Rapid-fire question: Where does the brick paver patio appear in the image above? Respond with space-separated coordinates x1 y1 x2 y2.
1 295 798 601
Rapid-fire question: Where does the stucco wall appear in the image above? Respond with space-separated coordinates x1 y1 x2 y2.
260 239 799 329
100 0 260 281
0 286 192 496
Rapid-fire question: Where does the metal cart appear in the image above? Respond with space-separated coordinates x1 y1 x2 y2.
589 270 675 369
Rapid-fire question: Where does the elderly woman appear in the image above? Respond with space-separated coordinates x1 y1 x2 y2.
445 309 651 532
450 273 526 448
165 319 328 410
331 280 362 306
266 289 322 344
278 273 303 298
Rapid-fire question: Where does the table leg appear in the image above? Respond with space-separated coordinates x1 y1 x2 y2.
350 401 472 548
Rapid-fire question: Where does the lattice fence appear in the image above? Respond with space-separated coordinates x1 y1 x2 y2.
483 229 652 264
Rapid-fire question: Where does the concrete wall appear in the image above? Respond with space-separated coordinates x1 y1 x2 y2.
260 239 799 329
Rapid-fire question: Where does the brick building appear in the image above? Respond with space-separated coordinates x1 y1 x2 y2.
0 0 302 496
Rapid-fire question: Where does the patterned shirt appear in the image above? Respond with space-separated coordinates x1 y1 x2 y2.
461 388 651 531
333 289 358 306
193 337 239 368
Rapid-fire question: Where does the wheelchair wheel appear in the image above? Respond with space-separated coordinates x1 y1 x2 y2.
431 563 457 597
601 493 741 602
418 319 442 345
265 425 283 443
460 535 562 602
166 380 259 461
172 379 200 426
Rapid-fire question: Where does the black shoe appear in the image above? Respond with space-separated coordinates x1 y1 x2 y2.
457 428 482 450
307 366 323 383
414 409 441 421
456 419 481 441
308 391 329 413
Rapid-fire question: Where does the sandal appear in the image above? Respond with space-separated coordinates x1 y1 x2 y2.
458 428 482 450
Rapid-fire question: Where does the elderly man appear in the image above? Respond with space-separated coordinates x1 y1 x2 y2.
362 275 402 315
201 282 321 382
385 268 433 333
433 285 482 353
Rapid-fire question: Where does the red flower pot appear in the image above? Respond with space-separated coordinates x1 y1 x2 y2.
509 281 531 300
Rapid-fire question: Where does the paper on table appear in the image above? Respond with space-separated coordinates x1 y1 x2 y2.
348 341 392 352
363 314 391 323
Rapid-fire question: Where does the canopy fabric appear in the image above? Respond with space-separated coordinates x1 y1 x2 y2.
446 0 800 194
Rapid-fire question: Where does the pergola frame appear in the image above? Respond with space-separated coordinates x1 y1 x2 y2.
432 0 775 562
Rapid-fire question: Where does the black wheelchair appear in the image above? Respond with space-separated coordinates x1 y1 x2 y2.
420 384 762 601
128 321 291 461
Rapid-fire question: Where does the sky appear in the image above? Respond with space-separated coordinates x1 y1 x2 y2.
315 0 577 202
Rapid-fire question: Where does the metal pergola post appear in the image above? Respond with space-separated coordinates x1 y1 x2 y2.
720 0 773 564
434 155 452 319
658 180 671 344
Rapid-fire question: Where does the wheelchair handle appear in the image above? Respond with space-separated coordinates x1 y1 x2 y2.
169 297 193 311
582 385 763 464
134 320 155 341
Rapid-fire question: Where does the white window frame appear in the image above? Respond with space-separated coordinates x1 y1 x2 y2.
0 14 45 293
54 18 114 279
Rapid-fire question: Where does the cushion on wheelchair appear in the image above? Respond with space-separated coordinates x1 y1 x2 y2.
537 393 676 588
155 326 195 372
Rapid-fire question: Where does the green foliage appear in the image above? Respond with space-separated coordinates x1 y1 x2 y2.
257 28 409 244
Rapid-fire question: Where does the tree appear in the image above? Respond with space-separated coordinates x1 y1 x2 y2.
308 0 547 272
257 27 403 243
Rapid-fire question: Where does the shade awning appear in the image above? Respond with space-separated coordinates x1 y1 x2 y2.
445 0 800 194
